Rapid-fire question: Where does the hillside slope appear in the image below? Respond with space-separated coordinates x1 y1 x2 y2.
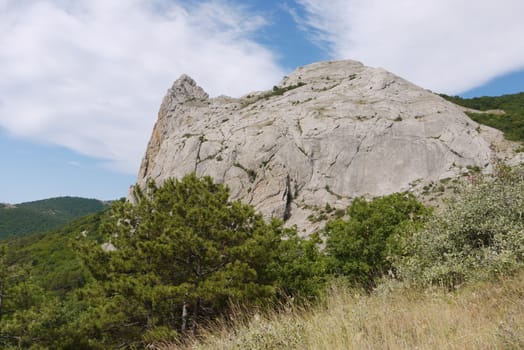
171 271 524 350
0 196 108 239
3 210 106 294
442 92 524 144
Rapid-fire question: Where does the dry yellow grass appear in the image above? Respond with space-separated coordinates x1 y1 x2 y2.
156 271 524 350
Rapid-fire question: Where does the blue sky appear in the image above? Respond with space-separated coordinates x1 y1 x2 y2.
1 0 523 204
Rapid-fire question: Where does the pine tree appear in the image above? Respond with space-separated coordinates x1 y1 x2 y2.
79 174 282 345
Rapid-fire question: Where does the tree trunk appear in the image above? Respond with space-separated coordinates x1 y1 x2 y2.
181 300 189 333
191 297 201 336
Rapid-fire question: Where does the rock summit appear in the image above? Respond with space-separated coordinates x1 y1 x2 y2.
134 60 506 233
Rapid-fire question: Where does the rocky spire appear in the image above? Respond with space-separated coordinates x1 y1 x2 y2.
167 74 209 104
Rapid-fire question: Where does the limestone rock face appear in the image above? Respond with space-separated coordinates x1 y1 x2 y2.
135 60 503 234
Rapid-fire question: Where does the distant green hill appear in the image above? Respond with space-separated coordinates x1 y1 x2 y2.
441 92 524 144
0 196 109 239
3 210 107 295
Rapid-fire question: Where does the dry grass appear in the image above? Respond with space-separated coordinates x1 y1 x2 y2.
155 271 524 350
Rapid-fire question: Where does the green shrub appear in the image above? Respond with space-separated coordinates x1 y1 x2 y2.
398 165 524 288
324 193 430 290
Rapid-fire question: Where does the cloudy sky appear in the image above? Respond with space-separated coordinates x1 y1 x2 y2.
1 0 524 203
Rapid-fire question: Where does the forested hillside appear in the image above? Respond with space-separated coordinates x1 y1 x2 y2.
3 211 106 293
0 196 108 239
442 92 524 144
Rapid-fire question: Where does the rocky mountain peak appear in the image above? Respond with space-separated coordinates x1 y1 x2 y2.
168 74 209 104
133 60 514 234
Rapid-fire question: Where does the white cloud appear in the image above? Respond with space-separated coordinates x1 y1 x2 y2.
295 0 524 94
0 0 284 173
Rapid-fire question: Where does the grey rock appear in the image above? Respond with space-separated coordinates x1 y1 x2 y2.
101 242 116 252
133 60 515 234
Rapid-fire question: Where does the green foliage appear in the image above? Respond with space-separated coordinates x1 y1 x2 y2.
0 251 67 349
466 111 524 143
398 165 524 288
0 197 108 239
7 168 520 346
0 175 329 348
76 175 301 347
0 211 107 349
242 82 306 107
324 193 430 290
441 92 524 112
441 92 524 143
5 212 105 295
269 82 305 97
233 162 257 182
264 231 327 300
0 244 7 321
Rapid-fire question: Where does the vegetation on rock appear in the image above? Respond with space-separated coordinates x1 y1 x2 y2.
442 92 524 143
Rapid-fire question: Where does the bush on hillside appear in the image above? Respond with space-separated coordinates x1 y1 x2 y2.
324 193 430 290
398 164 524 288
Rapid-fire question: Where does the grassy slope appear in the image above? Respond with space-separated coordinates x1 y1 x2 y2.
168 272 524 350
441 92 524 144
0 196 108 239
